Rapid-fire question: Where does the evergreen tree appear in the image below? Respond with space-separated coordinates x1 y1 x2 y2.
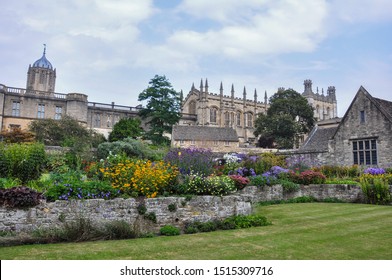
108 117 143 142
138 75 181 145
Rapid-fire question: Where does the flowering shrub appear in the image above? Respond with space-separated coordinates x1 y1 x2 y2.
249 175 278 187
229 167 256 177
286 155 313 173
184 173 236 196
229 175 250 189
164 147 214 177
363 167 386 175
289 170 326 185
100 160 178 198
262 166 289 178
44 171 118 202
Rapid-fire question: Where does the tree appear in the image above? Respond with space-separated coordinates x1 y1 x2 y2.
29 115 105 147
108 117 143 142
254 89 315 149
138 75 181 145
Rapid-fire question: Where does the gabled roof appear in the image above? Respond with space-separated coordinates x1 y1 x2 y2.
332 86 392 139
299 125 338 152
172 125 239 142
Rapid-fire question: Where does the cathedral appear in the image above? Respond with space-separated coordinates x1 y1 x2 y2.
178 78 338 145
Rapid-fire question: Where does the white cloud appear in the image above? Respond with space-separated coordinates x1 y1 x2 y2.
165 0 329 59
331 0 392 23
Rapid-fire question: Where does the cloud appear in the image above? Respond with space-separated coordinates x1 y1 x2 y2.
331 0 392 23
165 0 329 60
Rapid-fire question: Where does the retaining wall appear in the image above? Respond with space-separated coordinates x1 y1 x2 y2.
0 184 390 233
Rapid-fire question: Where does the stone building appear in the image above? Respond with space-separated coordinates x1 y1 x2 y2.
178 78 338 146
302 79 338 121
179 79 268 145
299 86 392 167
0 48 141 138
1 48 339 145
171 125 239 153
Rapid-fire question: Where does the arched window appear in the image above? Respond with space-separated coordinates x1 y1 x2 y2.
189 101 196 115
210 107 217 123
236 111 242 126
246 112 253 127
225 112 230 126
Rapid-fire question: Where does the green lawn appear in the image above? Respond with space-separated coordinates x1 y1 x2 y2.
1 203 391 260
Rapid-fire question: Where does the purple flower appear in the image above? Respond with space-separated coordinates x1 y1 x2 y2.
364 167 385 175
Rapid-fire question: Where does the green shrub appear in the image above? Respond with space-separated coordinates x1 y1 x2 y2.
249 175 278 187
279 179 300 192
0 142 46 183
44 171 119 201
0 178 21 189
168 203 177 212
160 225 180 236
97 138 165 161
184 214 271 234
144 212 157 223
0 186 43 208
360 174 391 205
103 220 136 240
184 174 236 196
313 165 361 178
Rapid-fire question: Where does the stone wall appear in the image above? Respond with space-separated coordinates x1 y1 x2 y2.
0 195 251 233
1 184 390 234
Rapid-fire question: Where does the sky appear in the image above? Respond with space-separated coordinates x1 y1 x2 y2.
1 0 392 116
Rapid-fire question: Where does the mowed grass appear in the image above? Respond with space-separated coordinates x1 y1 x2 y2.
1 203 391 260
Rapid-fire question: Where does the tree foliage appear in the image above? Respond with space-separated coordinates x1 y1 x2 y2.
29 115 105 147
108 117 143 142
138 75 181 145
254 89 315 149
0 127 35 143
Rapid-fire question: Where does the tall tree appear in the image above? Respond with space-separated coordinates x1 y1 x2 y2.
108 117 143 142
138 75 181 145
254 89 315 149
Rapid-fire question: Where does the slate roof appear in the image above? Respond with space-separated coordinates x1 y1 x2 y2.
299 125 338 152
172 125 239 142
373 97 392 120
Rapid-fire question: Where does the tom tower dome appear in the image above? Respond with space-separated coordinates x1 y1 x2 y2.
26 45 56 93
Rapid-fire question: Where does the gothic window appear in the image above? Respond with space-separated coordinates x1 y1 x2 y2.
236 111 241 126
12 101 20 117
210 107 217 123
246 112 253 127
54 106 62 120
327 107 330 118
37 104 45 118
352 139 377 165
224 112 230 126
189 101 196 115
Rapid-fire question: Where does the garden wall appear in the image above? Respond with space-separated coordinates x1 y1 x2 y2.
1 184 391 233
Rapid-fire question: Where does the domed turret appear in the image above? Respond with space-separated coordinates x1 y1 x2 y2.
26 45 56 92
32 46 53 69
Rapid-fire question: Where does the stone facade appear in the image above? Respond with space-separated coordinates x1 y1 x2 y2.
180 79 268 144
299 86 392 167
1 184 388 234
